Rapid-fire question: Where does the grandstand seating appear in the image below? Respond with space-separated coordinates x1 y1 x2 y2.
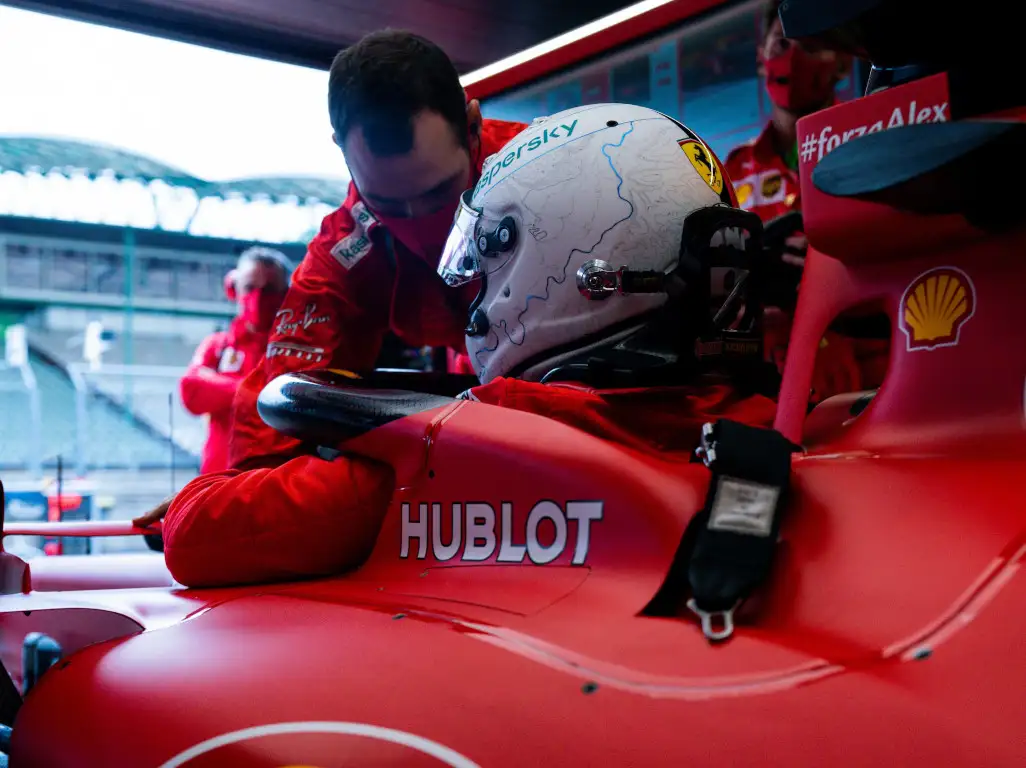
0 351 197 472
25 327 207 462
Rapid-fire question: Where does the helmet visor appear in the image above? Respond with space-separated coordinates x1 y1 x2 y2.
437 190 483 288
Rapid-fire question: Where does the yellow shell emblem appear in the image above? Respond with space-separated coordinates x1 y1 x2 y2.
678 139 724 196
899 267 976 351
736 183 753 207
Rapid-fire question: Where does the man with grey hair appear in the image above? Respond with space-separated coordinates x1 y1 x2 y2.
179 246 291 475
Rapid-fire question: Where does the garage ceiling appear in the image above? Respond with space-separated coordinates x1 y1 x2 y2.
0 0 642 73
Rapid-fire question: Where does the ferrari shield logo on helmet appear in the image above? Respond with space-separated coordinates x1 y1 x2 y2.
678 139 724 196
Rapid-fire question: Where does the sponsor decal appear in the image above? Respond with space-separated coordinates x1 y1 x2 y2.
797 72 950 170
266 341 326 364
792 72 952 169
761 173 782 199
898 266 976 351
216 347 244 374
679 139 724 196
735 182 753 208
400 500 603 565
330 201 378 270
476 119 579 192
275 303 331 337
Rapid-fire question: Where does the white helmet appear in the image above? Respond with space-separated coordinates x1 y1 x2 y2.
438 103 761 385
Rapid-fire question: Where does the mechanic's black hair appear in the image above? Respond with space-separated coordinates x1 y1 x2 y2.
761 0 783 39
328 29 469 156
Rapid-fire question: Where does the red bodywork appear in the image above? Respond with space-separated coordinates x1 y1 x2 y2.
3 75 1026 766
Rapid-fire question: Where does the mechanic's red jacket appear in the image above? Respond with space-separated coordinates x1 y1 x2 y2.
163 377 777 587
227 118 525 469
180 316 267 474
724 122 801 221
725 123 889 395
165 118 524 581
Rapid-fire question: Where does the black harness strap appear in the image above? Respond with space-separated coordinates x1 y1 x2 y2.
687 419 801 641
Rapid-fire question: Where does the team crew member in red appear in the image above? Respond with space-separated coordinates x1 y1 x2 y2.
725 0 850 222
180 247 291 473
132 31 524 531
233 31 524 464
161 104 779 588
725 0 887 399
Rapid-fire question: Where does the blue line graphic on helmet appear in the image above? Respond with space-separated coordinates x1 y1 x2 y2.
475 123 638 374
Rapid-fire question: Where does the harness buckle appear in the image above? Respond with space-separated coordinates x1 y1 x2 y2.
687 598 739 643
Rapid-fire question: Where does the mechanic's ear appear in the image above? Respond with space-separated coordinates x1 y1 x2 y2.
467 99 483 139
332 132 342 149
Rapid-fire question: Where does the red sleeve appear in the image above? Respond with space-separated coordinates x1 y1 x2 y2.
163 454 394 588
180 333 238 416
229 201 388 470
464 377 510 405
447 349 475 375
723 143 752 187
165 202 396 588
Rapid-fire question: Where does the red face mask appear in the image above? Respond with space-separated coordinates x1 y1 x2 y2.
764 45 839 112
375 197 462 262
240 288 284 334
372 130 481 262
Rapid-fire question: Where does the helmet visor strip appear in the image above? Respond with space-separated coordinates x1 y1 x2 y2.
438 190 484 288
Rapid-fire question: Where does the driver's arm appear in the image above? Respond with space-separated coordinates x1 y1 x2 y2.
164 454 394 587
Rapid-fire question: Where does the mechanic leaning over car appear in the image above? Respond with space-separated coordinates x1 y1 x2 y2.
725 0 889 401
180 247 291 474
132 30 525 529
159 103 783 588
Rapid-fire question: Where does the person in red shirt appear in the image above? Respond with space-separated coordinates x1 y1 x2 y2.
133 30 525 530
180 247 291 474
231 30 525 469
725 0 850 223
725 0 888 400
160 103 780 588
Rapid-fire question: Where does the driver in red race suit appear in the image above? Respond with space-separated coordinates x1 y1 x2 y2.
725 0 889 400
180 247 290 474
161 104 780 588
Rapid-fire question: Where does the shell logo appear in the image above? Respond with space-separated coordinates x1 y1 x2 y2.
899 266 976 352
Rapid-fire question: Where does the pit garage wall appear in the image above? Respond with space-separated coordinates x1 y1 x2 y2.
479 0 868 160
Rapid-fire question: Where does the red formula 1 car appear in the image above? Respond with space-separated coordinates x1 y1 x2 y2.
3 2 1026 764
